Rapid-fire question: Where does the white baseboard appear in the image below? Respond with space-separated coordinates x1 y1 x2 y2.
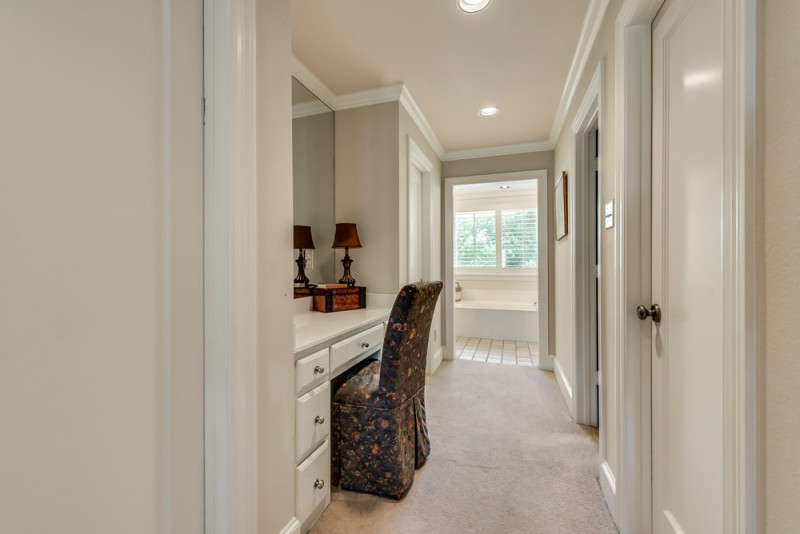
279 517 301 534
599 460 618 521
553 357 575 418
430 346 443 374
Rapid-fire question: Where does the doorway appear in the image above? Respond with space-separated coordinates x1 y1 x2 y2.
444 170 550 371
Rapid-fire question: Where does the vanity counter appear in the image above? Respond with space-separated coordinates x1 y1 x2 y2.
294 307 391 358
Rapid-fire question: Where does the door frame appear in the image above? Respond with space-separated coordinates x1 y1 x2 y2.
571 62 603 429
407 136 441 374
612 0 757 532
203 0 259 532
443 170 550 370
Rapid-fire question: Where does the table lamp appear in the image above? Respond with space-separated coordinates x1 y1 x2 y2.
332 223 362 286
293 225 315 287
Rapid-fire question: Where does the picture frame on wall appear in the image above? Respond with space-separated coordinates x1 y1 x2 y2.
555 171 568 240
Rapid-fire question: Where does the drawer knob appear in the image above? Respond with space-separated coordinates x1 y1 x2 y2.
314 415 325 424
314 365 325 374
361 342 370 349
314 479 325 490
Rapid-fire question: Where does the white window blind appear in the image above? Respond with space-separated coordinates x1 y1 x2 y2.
454 211 496 268
454 208 537 271
501 208 538 268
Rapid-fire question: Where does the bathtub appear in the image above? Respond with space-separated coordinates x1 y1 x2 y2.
455 289 538 342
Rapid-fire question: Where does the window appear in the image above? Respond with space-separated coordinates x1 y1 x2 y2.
454 208 537 272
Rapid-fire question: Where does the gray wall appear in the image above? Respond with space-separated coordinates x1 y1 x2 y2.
335 102 401 293
442 151 556 356
760 0 800 530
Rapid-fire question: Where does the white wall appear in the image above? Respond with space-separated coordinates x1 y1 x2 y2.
0 1 204 532
760 0 800 530
256 0 298 532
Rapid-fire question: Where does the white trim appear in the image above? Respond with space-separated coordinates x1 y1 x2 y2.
338 83 404 110
291 55 337 109
204 0 258 533
442 141 554 161
548 0 611 147
292 100 331 119
445 170 549 368
430 347 444 375
600 461 618 496
723 0 757 531
613 2 661 531
399 86 446 158
159 0 174 530
570 61 602 429
553 357 573 403
279 517 301 534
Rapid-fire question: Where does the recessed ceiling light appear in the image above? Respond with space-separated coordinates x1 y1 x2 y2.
458 0 491 14
478 106 499 117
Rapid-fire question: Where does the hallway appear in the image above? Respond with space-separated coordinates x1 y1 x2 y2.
312 360 616 533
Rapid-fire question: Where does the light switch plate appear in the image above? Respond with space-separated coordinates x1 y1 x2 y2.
604 200 614 216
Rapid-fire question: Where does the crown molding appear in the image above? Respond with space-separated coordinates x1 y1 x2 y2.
336 83 404 110
399 86 446 158
547 0 610 146
292 100 332 119
291 55 337 109
442 141 555 162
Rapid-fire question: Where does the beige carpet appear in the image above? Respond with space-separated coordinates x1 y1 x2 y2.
311 360 618 534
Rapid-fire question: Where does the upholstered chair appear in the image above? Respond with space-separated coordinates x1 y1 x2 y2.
331 281 443 500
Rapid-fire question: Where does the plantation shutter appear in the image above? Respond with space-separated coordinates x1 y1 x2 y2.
454 211 496 268
501 208 537 268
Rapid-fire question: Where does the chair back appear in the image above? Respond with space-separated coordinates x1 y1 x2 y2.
379 281 443 405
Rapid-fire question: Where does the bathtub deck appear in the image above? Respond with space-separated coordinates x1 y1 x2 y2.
454 337 539 367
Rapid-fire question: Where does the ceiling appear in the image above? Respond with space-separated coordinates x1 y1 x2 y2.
291 0 591 155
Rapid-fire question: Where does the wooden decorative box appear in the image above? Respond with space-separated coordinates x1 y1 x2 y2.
312 285 366 313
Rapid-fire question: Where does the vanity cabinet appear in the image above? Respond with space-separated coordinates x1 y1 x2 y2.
293 307 390 532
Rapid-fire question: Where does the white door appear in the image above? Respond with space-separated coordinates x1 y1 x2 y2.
408 165 423 283
651 0 724 532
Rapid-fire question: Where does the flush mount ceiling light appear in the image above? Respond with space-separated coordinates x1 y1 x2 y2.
499 185 511 189
458 0 491 14
478 106 499 117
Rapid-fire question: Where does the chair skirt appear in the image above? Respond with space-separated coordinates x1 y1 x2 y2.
332 390 430 500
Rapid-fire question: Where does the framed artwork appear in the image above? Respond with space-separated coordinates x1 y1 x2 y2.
555 171 568 240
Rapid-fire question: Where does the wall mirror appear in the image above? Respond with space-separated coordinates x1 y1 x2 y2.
292 76 335 292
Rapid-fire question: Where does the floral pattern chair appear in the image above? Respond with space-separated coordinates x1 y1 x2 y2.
331 281 443 500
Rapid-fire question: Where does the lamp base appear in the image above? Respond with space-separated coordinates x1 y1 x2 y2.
294 251 309 287
338 253 356 287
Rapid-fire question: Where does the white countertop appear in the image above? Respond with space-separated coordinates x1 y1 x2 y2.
294 307 391 357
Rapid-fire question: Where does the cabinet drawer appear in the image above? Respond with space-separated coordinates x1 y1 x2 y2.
295 348 329 395
296 382 330 462
296 439 330 525
329 323 384 373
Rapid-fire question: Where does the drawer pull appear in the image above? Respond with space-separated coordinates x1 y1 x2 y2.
314 365 325 374
361 342 370 349
314 479 325 490
314 415 325 424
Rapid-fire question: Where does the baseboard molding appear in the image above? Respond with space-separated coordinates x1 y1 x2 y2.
430 346 443 374
553 357 574 418
279 517 301 534
600 460 618 520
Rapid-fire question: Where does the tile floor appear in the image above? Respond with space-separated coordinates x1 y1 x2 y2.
455 337 539 367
